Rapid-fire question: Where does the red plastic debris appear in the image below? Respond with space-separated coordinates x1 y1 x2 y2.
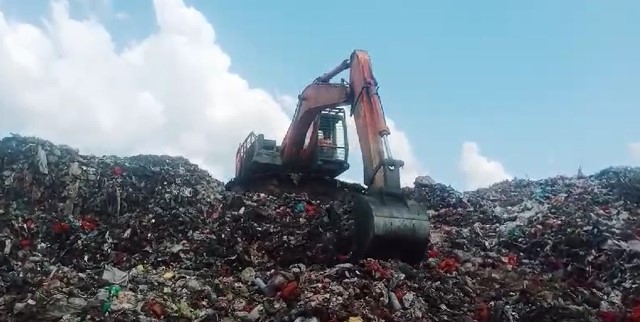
113 251 127 265
474 303 489 322
438 258 458 273
19 239 32 249
304 201 317 217
597 311 619 322
80 217 97 232
146 300 164 319
336 254 349 262
428 249 439 258
507 254 517 267
53 222 70 234
242 304 255 312
23 218 35 230
112 166 124 176
279 281 299 300
394 288 405 301
629 303 640 322
364 259 391 279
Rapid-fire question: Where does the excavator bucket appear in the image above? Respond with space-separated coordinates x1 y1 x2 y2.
349 192 430 265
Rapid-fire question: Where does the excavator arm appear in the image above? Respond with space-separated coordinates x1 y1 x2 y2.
231 50 430 264
279 50 430 263
281 50 405 195
348 51 405 194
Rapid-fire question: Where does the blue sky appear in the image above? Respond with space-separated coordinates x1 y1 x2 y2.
1 0 639 189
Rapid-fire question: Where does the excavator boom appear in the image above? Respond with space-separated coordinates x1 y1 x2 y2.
228 50 430 264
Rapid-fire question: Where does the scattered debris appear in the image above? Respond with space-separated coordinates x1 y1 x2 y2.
1 135 640 321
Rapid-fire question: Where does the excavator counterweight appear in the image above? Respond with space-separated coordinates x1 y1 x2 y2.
226 50 430 264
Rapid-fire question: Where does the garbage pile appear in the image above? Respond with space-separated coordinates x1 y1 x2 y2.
2 135 640 322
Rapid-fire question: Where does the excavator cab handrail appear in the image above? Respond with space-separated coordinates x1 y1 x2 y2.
235 131 258 178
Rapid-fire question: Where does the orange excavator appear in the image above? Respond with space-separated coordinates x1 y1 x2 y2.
227 50 430 264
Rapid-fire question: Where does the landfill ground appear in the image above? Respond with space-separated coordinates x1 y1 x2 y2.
1 135 640 322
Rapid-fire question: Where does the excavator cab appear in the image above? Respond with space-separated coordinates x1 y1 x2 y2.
232 108 350 186
313 108 350 177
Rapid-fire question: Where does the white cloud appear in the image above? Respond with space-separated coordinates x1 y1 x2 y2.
275 94 297 116
459 141 511 190
0 0 422 186
73 0 122 20
629 142 640 163
114 11 129 20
